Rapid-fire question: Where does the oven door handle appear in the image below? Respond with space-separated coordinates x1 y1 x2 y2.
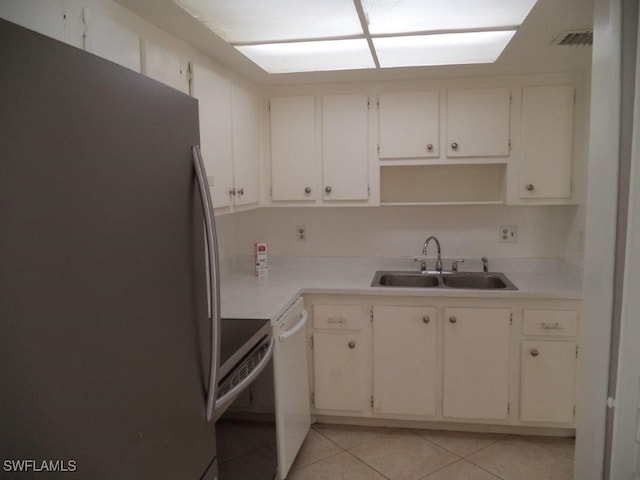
214 338 275 415
279 310 308 341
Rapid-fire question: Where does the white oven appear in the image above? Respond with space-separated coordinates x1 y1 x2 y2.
215 297 310 480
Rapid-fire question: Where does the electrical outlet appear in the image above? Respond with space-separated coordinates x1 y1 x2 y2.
499 225 518 243
296 225 306 241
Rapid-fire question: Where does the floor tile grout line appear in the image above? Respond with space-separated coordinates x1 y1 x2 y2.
460 457 510 480
289 449 344 474
414 456 468 480
343 450 393 480
412 430 510 460
517 435 577 461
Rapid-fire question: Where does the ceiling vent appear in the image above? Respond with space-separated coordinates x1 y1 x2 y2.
550 29 593 47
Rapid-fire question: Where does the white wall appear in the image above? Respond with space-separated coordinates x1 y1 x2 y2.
228 205 576 261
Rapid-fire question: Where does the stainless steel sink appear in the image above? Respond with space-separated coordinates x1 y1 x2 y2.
376 272 440 288
371 271 517 290
441 272 517 290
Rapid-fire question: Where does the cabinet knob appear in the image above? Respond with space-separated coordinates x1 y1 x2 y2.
530 348 539 357
451 142 459 150
238 187 244 196
423 316 430 323
449 316 457 324
325 186 332 194
426 144 434 151
304 186 312 194
348 341 356 349
526 184 535 192
229 188 236 196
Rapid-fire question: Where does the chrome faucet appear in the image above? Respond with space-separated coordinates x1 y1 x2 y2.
419 236 442 273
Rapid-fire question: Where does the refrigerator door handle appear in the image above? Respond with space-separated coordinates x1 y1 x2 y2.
191 145 221 422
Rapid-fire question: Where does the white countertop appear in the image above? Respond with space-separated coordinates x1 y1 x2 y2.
220 256 583 321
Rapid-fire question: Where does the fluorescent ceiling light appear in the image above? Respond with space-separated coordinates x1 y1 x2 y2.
173 0 362 43
374 31 517 68
172 0 539 73
237 39 375 73
361 0 538 34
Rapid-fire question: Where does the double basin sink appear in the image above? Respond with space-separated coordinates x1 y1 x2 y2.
371 271 518 290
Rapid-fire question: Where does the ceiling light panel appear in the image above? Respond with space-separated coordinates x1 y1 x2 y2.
361 0 538 34
237 39 375 73
173 0 363 43
373 31 517 68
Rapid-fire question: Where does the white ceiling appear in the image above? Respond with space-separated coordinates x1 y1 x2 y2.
115 0 593 85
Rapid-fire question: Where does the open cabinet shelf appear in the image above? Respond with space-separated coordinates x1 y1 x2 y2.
380 164 506 205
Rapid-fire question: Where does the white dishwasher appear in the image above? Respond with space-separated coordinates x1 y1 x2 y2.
273 297 311 480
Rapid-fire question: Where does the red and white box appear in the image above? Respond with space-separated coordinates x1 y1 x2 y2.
254 242 268 277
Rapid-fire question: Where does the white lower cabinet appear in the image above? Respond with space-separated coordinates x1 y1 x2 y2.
520 340 577 423
443 307 511 420
308 296 580 431
519 308 579 424
372 306 437 416
312 332 363 412
311 301 364 412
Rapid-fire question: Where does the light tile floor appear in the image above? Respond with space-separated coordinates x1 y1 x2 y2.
287 424 575 480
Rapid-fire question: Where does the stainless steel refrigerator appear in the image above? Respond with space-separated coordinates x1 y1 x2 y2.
0 19 220 479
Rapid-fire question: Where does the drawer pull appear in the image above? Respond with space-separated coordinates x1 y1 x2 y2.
328 316 346 324
530 348 539 357
423 316 430 324
449 316 457 324
348 341 356 349
542 321 563 330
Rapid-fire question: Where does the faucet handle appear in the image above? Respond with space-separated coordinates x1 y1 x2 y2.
451 259 465 272
481 257 489 272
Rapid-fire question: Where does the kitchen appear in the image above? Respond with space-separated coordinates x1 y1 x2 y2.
0 0 637 479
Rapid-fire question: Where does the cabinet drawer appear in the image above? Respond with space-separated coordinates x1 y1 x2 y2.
523 309 578 336
313 304 362 330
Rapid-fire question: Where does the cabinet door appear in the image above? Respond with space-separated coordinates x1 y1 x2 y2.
82 8 140 73
520 85 574 199
313 333 362 412
190 63 233 208
520 340 577 423
378 91 439 159
322 94 369 201
232 85 260 206
443 307 511 419
141 40 188 94
446 88 510 158
270 96 316 201
372 306 437 416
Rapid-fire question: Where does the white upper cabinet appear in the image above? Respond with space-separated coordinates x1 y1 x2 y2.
189 63 234 208
446 88 511 158
232 85 261 206
322 94 369 201
520 85 574 199
270 96 316 201
0 0 65 42
82 8 140 73
141 40 188 94
378 91 439 159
